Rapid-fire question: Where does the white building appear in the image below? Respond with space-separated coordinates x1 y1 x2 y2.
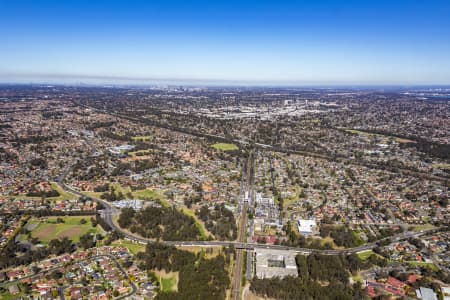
297 218 317 236
255 249 298 279
108 144 135 155
442 286 450 300
113 199 144 210
255 193 274 206
416 287 438 300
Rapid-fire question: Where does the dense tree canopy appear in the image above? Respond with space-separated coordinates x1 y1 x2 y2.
118 206 202 241
196 204 237 240
251 253 368 300
137 243 230 300
320 225 362 248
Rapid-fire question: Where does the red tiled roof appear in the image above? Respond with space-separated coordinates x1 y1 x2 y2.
367 286 377 298
387 276 407 289
407 274 420 284
385 285 405 297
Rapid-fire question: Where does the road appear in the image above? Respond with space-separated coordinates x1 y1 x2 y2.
0 254 137 300
232 150 253 300
232 204 248 300
72 100 449 185
54 104 449 267
57 181 118 231
57 181 445 257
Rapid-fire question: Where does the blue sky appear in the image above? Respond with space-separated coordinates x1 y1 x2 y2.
1 0 450 85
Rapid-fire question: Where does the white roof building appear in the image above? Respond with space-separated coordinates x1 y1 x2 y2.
113 199 144 210
416 287 438 300
255 249 298 279
297 219 317 235
108 144 135 155
255 193 274 205
442 286 450 300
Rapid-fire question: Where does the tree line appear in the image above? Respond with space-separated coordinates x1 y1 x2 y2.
250 253 368 300
118 206 202 241
196 204 237 240
136 243 230 300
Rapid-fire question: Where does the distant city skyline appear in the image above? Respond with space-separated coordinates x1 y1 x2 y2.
1 0 450 85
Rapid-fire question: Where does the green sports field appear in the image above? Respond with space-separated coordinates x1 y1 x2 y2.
211 143 239 151
30 216 103 243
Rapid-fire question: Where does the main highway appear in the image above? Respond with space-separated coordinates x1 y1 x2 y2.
231 150 253 300
57 179 444 256
56 157 447 300
54 117 445 257
55 102 448 294
72 100 449 185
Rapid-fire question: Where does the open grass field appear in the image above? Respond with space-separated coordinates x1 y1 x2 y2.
180 206 210 239
30 216 103 243
161 277 177 292
211 143 239 151
178 246 221 259
357 250 374 260
132 188 167 204
153 270 178 292
111 239 146 255
345 129 415 144
407 261 439 271
410 224 435 232
132 135 152 142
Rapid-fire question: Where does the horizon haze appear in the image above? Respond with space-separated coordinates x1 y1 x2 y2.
1 0 450 85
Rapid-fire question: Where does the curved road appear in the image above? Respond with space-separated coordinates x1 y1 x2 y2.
0 254 137 300
57 181 443 256
73 100 449 184
58 101 448 254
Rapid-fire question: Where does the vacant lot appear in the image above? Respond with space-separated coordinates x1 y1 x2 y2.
407 261 438 271
111 239 145 255
178 246 221 259
132 135 152 141
211 143 239 151
132 188 167 204
153 269 178 292
12 182 77 202
357 250 374 260
30 216 102 243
